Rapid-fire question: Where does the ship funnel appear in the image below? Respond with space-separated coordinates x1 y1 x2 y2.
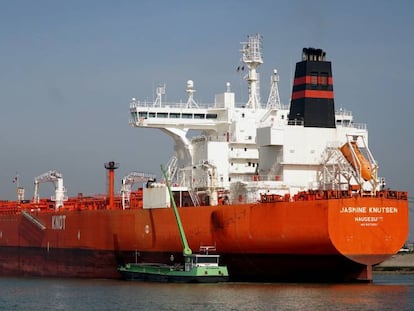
104 161 119 208
289 47 335 128
302 47 326 61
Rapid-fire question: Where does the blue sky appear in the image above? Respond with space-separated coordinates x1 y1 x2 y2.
0 0 413 234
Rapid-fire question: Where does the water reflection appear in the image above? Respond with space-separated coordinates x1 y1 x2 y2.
0 275 413 310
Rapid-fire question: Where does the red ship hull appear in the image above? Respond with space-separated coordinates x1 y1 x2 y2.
0 191 408 282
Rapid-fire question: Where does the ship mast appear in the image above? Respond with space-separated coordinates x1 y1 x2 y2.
266 69 281 109
105 161 119 208
241 34 263 109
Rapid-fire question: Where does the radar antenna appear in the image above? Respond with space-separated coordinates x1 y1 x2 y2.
186 80 198 108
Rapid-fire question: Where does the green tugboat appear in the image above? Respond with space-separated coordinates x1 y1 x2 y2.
118 166 229 283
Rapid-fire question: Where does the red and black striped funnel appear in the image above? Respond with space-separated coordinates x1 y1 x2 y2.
288 48 335 128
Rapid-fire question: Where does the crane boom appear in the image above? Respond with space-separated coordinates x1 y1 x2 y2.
161 165 192 256
120 171 157 209
33 170 67 209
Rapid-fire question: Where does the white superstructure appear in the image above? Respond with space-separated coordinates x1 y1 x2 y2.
129 34 380 206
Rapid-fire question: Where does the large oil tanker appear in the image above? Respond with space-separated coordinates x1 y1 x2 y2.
0 34 408 282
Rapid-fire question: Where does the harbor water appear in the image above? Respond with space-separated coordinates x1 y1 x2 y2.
0 274 413 310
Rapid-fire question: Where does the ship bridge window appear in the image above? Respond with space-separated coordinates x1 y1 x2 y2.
170 113 180 118
138 112 148 118
182 113 192 119
149 112 156 118
194 114 204 119
337 119 350 126
157 112 168 118
196 256 219 264
206 113 217 119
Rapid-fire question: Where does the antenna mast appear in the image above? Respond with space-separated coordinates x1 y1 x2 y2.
241 34 263 109
266 69 281 109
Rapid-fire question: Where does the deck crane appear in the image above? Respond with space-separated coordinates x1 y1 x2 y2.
121 172 157 209
33 170 68 210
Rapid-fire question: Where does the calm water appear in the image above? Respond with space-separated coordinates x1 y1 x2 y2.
0 274 413 310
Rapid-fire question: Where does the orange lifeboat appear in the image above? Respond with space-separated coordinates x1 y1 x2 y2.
340 141 372 181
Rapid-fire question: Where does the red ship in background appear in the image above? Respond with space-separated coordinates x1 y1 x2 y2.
0 35 408 282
